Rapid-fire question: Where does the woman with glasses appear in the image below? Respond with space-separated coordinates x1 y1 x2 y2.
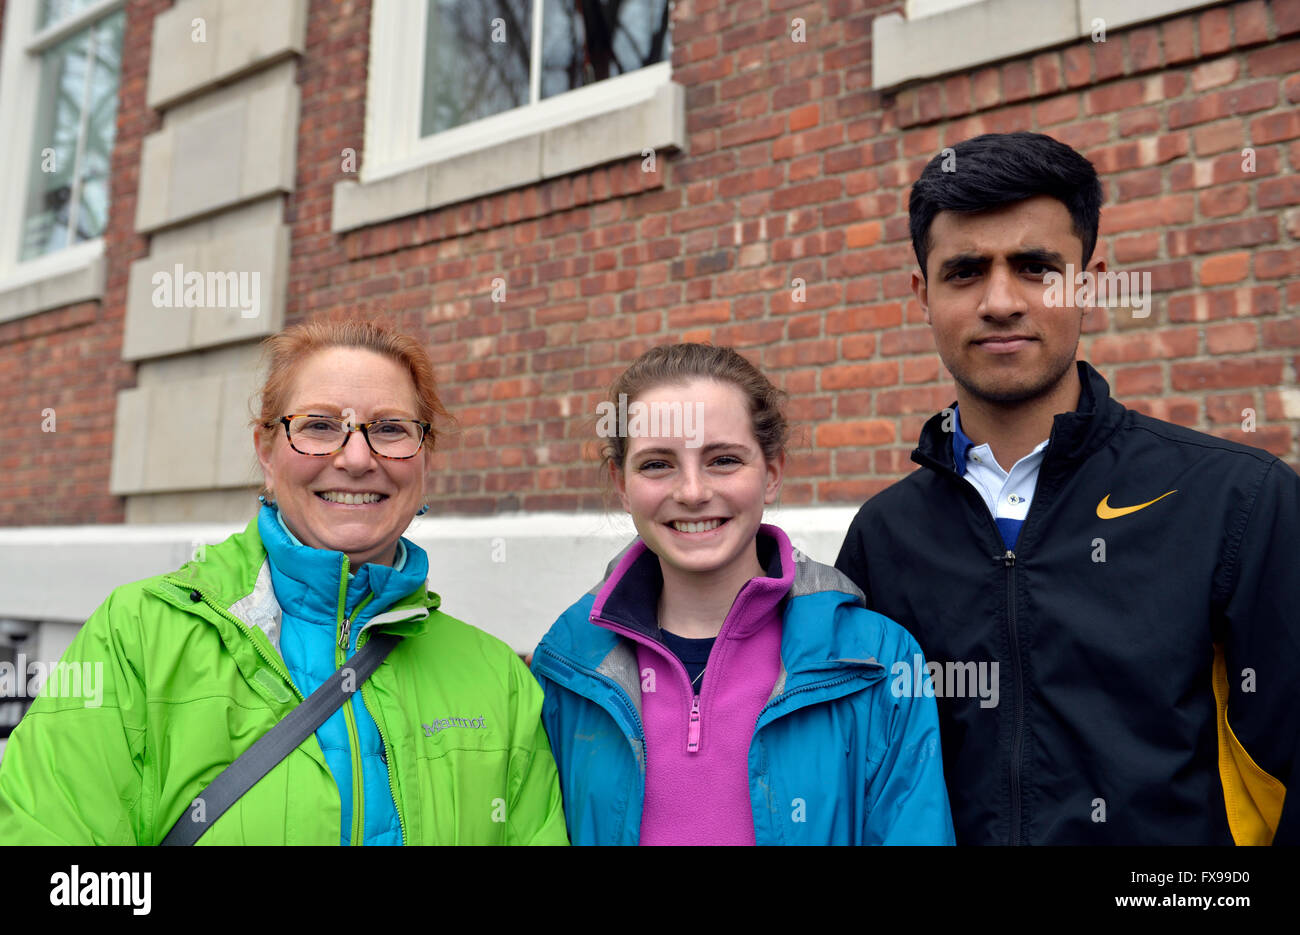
0 316 566 845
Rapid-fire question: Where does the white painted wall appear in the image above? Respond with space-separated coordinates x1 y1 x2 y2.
0 505 863 653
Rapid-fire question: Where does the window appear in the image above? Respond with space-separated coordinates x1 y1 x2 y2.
0 0 124 319
419 0 671 137
361 0 678 187
21 1 124 260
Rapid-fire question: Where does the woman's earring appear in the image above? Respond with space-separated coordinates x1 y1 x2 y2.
259 493 275 507
416 503 429 516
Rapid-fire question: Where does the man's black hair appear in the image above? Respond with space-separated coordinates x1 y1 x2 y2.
908 132 1103 280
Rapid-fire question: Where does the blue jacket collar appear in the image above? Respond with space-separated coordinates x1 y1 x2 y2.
256 504 429 624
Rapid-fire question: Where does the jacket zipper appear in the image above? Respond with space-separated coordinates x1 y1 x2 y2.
171 581 302 703
348 608 429 848
755 671 877 727
536 645 647 845
754 668 885 844
357 629 409 846
915 449 1034 846
1001 549 1023 846
337 633 364 846
335 558 375 846
537 646 646 745
594 616 707 755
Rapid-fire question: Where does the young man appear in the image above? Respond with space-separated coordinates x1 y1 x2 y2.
835 132 1298 845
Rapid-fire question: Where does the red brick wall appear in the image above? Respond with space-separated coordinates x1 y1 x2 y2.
288 0 1298 514
6 0 1299 525
0 0 165 526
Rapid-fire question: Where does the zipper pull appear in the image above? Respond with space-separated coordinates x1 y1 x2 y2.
687 695 701 753
1002 550 1016 567
339 615 352 650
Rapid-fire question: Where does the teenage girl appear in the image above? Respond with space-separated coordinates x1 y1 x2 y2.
531 343 954 844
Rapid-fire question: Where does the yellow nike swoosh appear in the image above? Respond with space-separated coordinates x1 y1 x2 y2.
1096 490 1178 519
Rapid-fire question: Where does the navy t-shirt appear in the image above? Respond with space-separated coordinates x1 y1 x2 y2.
658 629 715 694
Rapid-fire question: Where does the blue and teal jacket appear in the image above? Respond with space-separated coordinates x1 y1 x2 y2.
531 537 956 845
258 505 428 845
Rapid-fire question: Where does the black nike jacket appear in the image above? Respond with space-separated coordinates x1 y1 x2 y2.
835 361 1298 845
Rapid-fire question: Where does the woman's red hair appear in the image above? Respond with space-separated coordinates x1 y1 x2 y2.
251 315 451 449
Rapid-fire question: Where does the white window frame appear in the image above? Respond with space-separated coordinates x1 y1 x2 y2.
364 0 674 184
0 0 123 321
874 0 1225 91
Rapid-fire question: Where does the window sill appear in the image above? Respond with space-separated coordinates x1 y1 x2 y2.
332 78 685 233
872 0 1224 90
0 241 106 324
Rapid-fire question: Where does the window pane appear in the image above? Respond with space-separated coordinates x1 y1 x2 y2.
21 29 90 260
20 11 123 261
421 0 532 137
541 0 671 100
74 10 124 244
39 0 103 30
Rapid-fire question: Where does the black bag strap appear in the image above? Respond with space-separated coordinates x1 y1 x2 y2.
160 632 402 845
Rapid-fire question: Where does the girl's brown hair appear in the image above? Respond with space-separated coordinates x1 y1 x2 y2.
252 315 451 449
601 343 789 472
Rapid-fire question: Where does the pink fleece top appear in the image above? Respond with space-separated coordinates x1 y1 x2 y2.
590 525 793 845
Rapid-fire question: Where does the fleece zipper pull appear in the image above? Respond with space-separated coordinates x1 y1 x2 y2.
687 695 702 753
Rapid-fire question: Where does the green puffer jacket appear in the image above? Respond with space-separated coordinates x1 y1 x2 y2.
0 518 568 845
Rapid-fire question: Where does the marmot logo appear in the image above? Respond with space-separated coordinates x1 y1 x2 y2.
422 716 486 736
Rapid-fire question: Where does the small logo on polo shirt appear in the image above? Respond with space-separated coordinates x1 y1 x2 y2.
422 716 486 736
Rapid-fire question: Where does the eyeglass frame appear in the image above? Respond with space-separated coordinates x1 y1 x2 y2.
266 413 432 460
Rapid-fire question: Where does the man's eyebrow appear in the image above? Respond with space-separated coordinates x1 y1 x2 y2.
1008 248 1068 266
936 253 988 277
